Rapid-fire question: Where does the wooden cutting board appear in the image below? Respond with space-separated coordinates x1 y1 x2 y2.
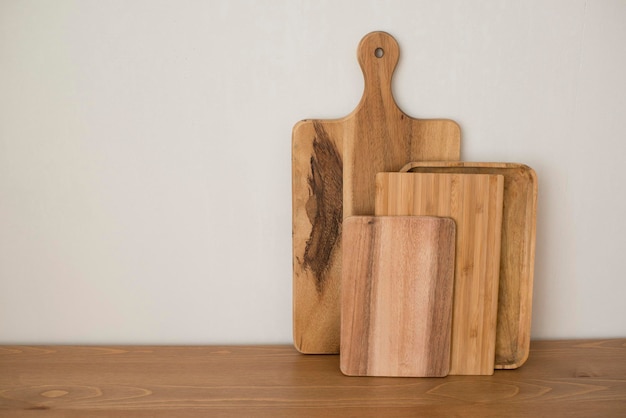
400 162 538 369
340 216 456 377
375 173 504 375
292 31 461 354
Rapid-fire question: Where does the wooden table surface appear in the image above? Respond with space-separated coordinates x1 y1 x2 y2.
1 339 625 417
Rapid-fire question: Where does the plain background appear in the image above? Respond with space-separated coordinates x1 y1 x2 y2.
1 0 625 344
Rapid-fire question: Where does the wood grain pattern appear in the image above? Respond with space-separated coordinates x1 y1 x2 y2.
292 121 344 353
1 340 625 417
375 173 505 375
400 162 538 369
341 216 456 377
293 31 461 353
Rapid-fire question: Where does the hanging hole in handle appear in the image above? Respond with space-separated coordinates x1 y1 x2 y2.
374 47 384 58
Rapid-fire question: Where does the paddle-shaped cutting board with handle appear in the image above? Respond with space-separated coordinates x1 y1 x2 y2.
400 161 538 369
376 173 504 375
341 216 456 377
292 32 461 353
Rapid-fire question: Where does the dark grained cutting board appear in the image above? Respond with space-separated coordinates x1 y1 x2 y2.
400 161 538 369
292 31 461 353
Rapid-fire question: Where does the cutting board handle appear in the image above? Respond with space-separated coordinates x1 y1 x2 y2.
356 31 401 112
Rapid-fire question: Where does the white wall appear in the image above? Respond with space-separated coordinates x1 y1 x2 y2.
1 0 625 344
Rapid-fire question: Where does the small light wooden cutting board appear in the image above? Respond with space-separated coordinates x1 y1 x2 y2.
340 216 456 377
376 173 504 375
292 31 461 354
401 161 538 369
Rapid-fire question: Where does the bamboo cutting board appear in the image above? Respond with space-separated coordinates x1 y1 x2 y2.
400 162 538 369
292 32 461 354
341 216 456 377
375 173 504 375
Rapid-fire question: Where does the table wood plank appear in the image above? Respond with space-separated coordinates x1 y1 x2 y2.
1 339 625 417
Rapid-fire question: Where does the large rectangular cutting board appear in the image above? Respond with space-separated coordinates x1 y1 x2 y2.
400 161 538 369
